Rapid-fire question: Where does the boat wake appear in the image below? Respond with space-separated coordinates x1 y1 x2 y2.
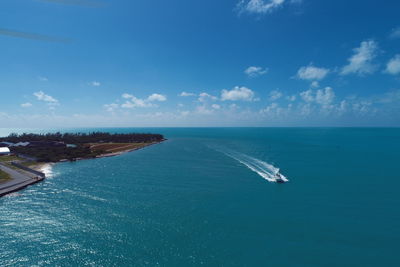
215 148 289 183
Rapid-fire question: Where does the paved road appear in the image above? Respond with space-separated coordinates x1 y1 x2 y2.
0 163 42 196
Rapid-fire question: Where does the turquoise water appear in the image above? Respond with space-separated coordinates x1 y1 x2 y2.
1 128 399 266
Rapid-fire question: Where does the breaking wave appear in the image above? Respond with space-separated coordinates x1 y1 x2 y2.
39 164 56 178
215 148 289 183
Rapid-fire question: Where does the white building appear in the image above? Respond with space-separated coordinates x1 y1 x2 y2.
0 147 11 155
13 142 29 147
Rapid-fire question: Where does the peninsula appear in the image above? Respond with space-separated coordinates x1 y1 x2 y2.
0 132 165 162
0 132 165 197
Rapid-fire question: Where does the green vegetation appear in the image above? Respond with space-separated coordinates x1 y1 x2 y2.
0 132 165 163
0 155 19 162
90 143 151 153
1 132 164 144
0 170 11 182
19 160 40 167
11 145 104 162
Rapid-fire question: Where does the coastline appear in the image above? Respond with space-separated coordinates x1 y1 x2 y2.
0 176 44 197
0 163 45 197
0 140 165 198
56 140 166 163
92 140 164 160
30 162 55 177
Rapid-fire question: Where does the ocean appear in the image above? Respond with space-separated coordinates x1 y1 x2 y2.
0 128 399 266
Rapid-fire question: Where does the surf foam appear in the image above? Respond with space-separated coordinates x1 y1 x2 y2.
39 164 56 178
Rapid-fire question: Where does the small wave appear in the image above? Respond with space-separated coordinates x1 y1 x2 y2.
214 147 289 183
63 189 107 202
38 164 56 178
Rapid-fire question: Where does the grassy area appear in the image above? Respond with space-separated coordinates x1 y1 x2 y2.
1 141 159 164
0 155 26 171
0 156 38 174
0 169 11 182
11 145 100 162
2 132 164 162
89 143 152 153
19 160 38 167
0 155 20 162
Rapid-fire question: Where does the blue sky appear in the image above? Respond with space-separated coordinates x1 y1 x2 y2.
1 0 400 127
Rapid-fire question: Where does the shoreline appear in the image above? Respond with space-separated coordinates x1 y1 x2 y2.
0 140 165 198
30 162 55 177
57 140 165 163
0 176 44 197
0 163 45 197
93 140 164 159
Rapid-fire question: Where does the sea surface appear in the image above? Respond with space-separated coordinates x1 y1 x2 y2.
0 128 399 266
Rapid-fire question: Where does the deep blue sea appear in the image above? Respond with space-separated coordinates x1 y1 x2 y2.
0 128 399 266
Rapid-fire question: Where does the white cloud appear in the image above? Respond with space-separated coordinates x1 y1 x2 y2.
230 103 239 110
121 97 153 108
104 103 119 112
238 0 286 15
33 91 58 103
198 92 218 102
245 66 268 77
377 90 400 104
389 27 400 39
212 104 221 110
114 93 167 109
180 110 190 116
260 102 288 118
386 55 400 75
4 89 400 128
221 86 255 101
299 103 312 116
122 93 134 99
147 93 167 102
38 76 48 81
352 101 372 115
269 90 282 101
21 102 32 108
315 87 335 107
300 87 335 107
311 81 319 88
196 105 214 115
341 40 378 75
297 65 329 81
179 92 196 97
286 95 296 101
300 89 314 102
337 100 348 114
90 81 101 87
260 102 278 113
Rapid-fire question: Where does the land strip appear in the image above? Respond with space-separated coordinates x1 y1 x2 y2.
0 169 11 182
0 132 165 197
90 142 160 158
0 163 44 197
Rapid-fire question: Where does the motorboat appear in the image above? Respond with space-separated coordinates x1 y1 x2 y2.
275 173 286 183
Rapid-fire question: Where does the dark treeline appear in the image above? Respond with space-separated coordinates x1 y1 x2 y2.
11 146 101 162
0 132 165 144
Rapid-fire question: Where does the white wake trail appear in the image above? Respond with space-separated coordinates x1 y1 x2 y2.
215 147 289 183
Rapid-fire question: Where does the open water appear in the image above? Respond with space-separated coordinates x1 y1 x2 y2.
0 128 399 266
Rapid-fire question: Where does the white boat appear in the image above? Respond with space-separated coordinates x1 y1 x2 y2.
275 173 287 183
